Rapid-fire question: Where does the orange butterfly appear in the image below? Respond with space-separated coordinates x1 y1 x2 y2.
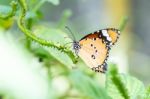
66 27 120 73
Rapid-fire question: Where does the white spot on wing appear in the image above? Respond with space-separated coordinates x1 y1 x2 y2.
106 37 112 41
109 42 112 45
102 30 109 37
102 30 112 42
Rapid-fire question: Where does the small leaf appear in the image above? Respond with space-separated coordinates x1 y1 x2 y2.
46 0 60 5
32 47 51 59
106 64 145 99
0 19 14 29
33 26 74 68
69 71 111 99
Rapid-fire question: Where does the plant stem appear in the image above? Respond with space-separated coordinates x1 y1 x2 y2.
0 1 17 19
57 9 72 29
32 0 45 12
119 16 128 32
17 0 77 64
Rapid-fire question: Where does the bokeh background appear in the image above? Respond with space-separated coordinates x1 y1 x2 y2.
0 0 150 99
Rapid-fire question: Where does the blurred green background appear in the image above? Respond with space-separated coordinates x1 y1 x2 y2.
0 0 150 99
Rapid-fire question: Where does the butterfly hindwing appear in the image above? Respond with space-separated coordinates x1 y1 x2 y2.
79 33 109 73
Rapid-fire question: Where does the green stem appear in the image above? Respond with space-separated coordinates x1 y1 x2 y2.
17 0 77 64
119 16 128 32
25 18 33 50
0 1 18 19
32 0 45 12
57 9 72 29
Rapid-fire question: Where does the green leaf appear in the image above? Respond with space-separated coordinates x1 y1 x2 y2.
121 75 145 99
46 0 60 5
69 70 111 99
106 64 145 99
33 25 74 68
32 47 51 59
0 1 17 29
0 5 14 28
144 86 150 99
0 18 14 29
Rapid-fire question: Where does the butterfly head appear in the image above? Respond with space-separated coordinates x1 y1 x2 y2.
73 41 81 54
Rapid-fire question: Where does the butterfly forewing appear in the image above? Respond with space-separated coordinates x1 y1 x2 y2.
106 28 120 44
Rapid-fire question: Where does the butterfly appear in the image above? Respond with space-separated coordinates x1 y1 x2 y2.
66 27 120 73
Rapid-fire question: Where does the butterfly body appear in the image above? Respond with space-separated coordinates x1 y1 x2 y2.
72 28 120 73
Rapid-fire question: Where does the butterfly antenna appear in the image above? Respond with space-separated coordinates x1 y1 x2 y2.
65 26 76 41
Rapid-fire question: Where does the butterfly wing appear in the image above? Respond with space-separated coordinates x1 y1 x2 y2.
78 28 120 73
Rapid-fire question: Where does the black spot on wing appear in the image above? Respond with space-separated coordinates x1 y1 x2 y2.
91 39 110 73
91 55 95 59
95 50 98 53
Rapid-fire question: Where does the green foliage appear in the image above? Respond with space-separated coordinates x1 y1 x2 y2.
70 71 111 99
0 1 17 29
144 86 150 99
0 0 149 99
17 0 77 64
46 0 60 5
33 26 75 67
106 64 145 99
119 16 128 32
57 9 72 29
0 1 17 19
106 64 130 99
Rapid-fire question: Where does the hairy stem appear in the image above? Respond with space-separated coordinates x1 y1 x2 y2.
17 0 77 64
